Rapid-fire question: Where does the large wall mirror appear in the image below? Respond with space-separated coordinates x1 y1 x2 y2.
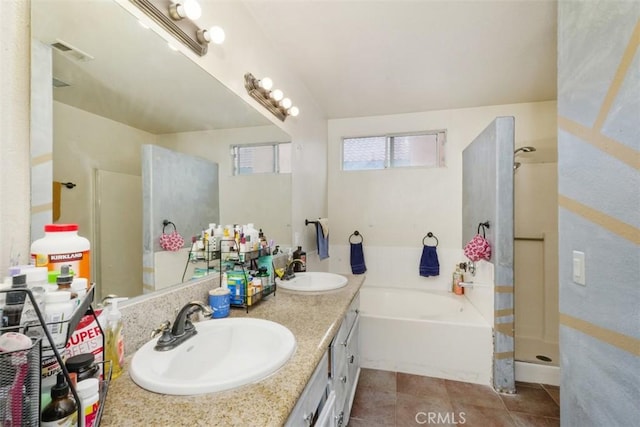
30 0 292 301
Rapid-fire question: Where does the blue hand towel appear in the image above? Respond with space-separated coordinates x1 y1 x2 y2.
350 242 366 274
316 224 329 260
419 245 439 277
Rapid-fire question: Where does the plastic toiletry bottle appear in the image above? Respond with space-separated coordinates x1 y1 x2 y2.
104 297 127 380
4 274 27 329
75 377 100 427
245 223 260 250
299 247 307 271
221 272 228 290
452 266 464 295
31 223 91 281
44 291 75 347
56 264 78 300
41 373 78 427
258 229 267 250
239 235 247 253
71 277 89 303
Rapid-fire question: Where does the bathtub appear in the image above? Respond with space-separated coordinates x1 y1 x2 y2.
359 286 493 385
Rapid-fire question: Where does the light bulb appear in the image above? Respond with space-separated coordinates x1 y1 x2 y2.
271 89 284 102
198 26 226 44
259 77 273 91
207 26 225 44
281 98 292 109
288 106 299 117
182 0 201 20
170 0 201 20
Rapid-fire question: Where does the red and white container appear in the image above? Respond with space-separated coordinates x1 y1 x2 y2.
31 224 91 281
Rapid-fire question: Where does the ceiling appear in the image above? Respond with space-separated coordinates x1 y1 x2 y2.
32 0 272 134
243 0 558 119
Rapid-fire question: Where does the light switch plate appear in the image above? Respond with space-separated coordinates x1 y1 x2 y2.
572 250 586 286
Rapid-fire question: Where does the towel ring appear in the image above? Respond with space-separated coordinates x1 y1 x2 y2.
422 232 438 247
162 219 176 232
349 230 364 244
477 221 490 237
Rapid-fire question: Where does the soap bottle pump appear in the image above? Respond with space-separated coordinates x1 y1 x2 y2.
104 297 128 380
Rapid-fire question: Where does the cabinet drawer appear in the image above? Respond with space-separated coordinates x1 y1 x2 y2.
286 352 329 427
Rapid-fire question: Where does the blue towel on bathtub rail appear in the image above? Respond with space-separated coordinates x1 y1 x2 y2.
350 242 366 274
316 224 329 260
419 245 439 277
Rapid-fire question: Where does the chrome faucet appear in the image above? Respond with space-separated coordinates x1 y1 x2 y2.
459 281 474 289
282 259 306 280
154 301 213 351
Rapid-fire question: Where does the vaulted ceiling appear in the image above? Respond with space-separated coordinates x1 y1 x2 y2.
244 0 557 119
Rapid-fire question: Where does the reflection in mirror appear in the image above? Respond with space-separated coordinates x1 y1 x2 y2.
30 0 292 301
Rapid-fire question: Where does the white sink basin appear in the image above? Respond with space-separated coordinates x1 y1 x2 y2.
276 272 348 292
130 318 296 395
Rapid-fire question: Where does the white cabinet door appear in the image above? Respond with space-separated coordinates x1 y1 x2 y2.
315 390 336 427
329 292 361 427
286 352 329 427
343 315 361 422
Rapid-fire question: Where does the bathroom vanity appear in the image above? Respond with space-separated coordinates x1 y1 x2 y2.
100 274 365 426
286 293 360 426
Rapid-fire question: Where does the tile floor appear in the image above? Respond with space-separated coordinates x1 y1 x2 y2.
349 368 560 427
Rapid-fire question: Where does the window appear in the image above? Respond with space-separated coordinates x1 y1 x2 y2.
232 142 292 175
342 130 446 171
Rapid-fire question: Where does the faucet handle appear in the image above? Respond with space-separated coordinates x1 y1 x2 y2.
151 320 171 338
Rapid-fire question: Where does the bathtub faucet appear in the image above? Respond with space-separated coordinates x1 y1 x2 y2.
459 282 474 289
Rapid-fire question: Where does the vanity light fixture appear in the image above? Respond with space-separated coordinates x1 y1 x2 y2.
130 0 225 56
244 73 300 121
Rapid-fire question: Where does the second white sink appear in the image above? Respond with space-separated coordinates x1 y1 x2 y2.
276 272 348 292
130 318 296 395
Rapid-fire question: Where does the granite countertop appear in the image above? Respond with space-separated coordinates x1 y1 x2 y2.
100 274 365 427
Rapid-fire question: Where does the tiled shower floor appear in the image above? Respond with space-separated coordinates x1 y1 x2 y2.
349 368 560 426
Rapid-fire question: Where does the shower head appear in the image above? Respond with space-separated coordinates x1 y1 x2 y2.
514 146 536 155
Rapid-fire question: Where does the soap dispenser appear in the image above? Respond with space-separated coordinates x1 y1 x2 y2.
104 297 127 380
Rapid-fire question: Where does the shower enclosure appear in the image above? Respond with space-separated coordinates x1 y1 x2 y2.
514 148 559 380
463 120 559 390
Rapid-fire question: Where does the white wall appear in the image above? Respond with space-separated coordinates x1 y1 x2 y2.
53 101 157 241
327 101 556 292
0 1 31 274
157 125 292 247
53 102 155 293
